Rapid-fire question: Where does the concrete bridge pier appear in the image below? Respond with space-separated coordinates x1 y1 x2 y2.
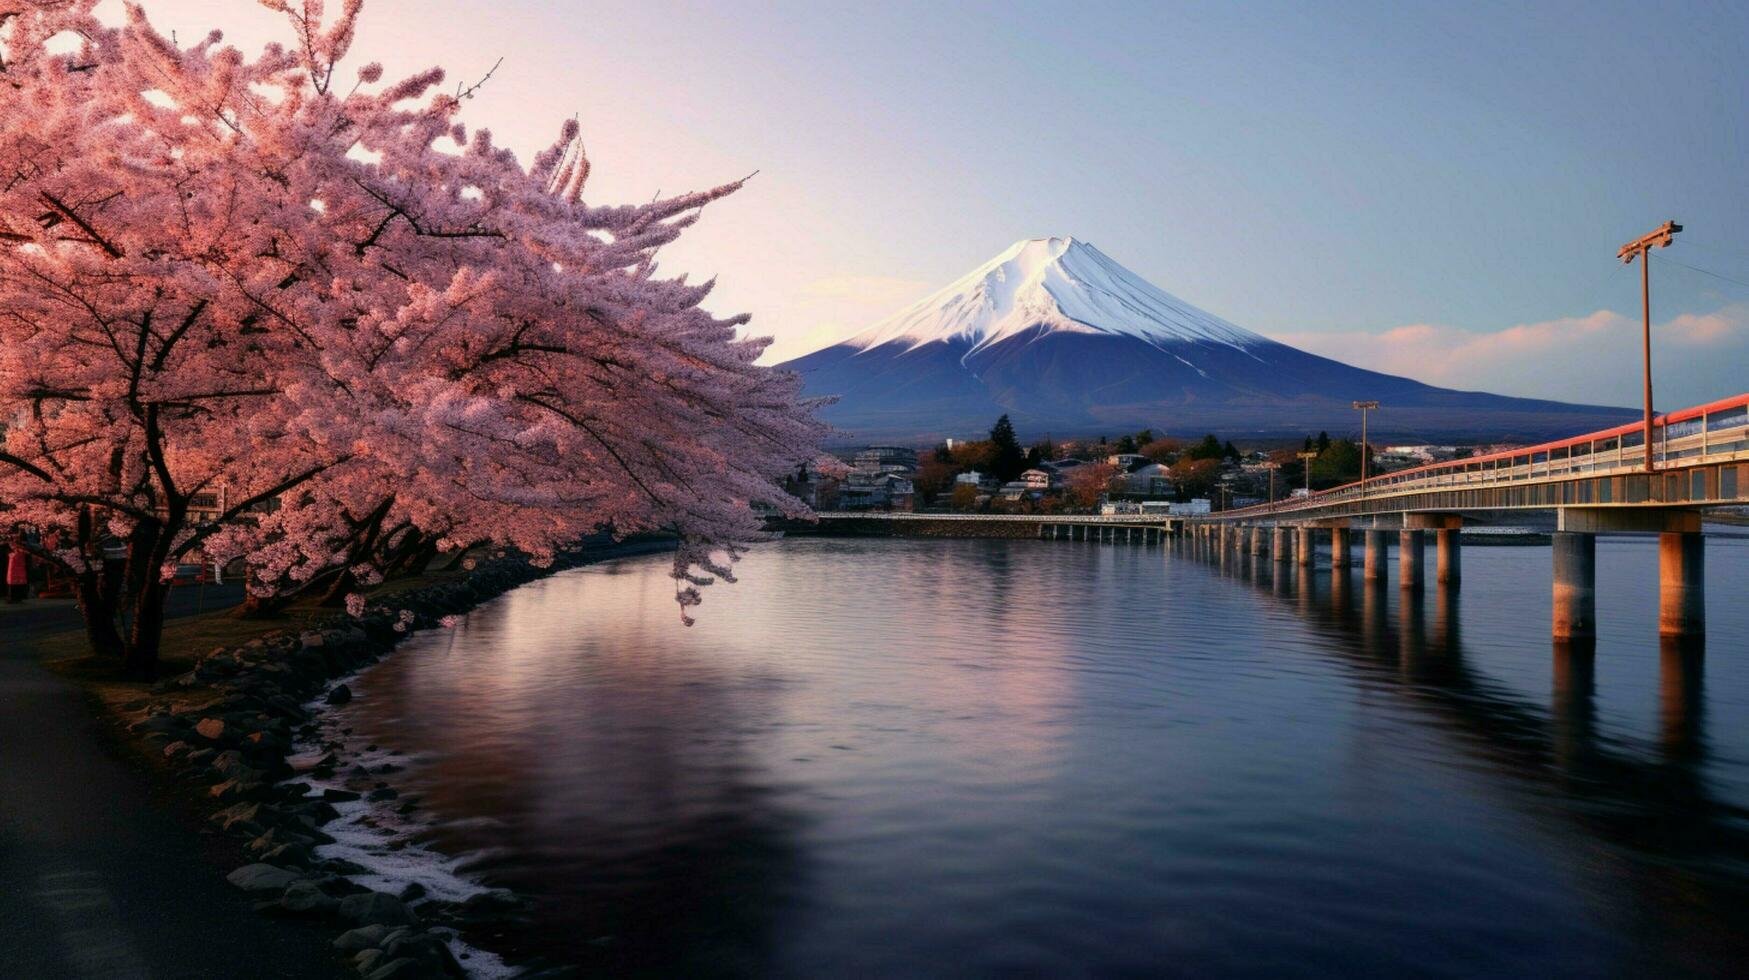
1559 507 1705 640
1436 529 1461 585
1296 526 1314 567
1249 525 1265 558
1551 531 1597 643
1660 532 1705 638
1363 529 1388 581
1403 514 1461 588
1399 529 1424 591
1272 526 1289 563
1331 527 1351 570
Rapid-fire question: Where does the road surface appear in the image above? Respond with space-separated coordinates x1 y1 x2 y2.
0 587 346 978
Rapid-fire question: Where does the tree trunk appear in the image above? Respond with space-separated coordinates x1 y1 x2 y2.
123 576 167 680
234 590 293 619
401 540 441 577
74 570 125 660
439 544 477 571
316 497 394 607
317 566 359 607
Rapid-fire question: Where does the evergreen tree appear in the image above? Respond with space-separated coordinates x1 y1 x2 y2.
1188 433 1224 461
1317 430 1332 453
1114 434 1137 454
1223 440 1240 461
989 414 1026 481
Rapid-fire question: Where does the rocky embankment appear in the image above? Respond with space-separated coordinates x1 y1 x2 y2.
118 539 674 979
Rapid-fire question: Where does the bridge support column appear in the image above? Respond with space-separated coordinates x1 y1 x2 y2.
1296 527 1313 567
1552 531 1597 643
1363 529 1387 581
1331 527 1351 570
1402 514 1461 588
1660 532 1705 638
1436 529 1461 586
1272 526 1289 563
1399 530 1424 591
1249 526 1264 557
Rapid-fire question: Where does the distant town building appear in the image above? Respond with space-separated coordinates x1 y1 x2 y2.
1381 444 1460 465
839 471 914 511
1117 462 1174 498
954 470 987 486
1167 498 1212 516
852 446 919 477
1105 453 1148 470
1020 468 1053 490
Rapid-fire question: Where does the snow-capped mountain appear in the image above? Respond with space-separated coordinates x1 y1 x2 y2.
781 237 1635 442
847 236 1261 354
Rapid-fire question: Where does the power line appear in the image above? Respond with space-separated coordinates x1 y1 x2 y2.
1672 239 1749 268
1659 253 1749 293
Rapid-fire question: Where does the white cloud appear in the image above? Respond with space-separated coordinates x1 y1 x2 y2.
1270 303 1749 408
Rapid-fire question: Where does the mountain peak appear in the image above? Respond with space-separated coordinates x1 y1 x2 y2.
840 236 1265 356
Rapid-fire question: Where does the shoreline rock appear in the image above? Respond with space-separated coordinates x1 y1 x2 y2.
111 537 676 978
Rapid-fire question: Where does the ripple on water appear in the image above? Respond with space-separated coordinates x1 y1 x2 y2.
332 535 1749 978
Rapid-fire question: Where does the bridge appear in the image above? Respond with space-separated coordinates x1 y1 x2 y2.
1187 392 1749 643
806 510 1177 544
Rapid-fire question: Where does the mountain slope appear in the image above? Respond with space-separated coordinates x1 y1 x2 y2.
782 237 1636 442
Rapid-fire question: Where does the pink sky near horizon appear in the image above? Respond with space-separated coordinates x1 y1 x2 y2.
108 1 1749 411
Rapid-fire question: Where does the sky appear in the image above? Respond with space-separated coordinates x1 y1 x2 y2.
118 0 1749 409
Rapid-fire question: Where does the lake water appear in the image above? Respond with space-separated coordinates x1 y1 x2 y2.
337 532 1749 978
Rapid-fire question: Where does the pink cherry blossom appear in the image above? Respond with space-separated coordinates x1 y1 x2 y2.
0 1 824 677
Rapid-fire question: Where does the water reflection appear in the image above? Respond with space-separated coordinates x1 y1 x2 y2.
341 535 1749 978
1660 637 1706 764
1193 538 1749 977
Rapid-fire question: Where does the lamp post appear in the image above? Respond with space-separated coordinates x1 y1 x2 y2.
1352 400 1379 493
1617 220 1681 473
1297 450 1318 497
1261 461 1280 507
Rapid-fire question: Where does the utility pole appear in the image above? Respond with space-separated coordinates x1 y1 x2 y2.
1617 220 1681 473
1261 461 1280 507
1297 450 1318 497
1352 400 1379 493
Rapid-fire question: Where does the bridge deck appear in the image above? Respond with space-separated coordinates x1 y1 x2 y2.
1214 392 1749 523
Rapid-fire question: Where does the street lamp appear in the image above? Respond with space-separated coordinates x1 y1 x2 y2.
1617 220 1681 473
1297 450 1318 497
1352 400 1379 492
1261 460 1281 506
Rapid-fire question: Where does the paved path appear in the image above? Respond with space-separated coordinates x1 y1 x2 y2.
0 590 346 978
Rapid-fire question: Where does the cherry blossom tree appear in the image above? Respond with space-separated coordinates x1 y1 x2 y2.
0 0 825 677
